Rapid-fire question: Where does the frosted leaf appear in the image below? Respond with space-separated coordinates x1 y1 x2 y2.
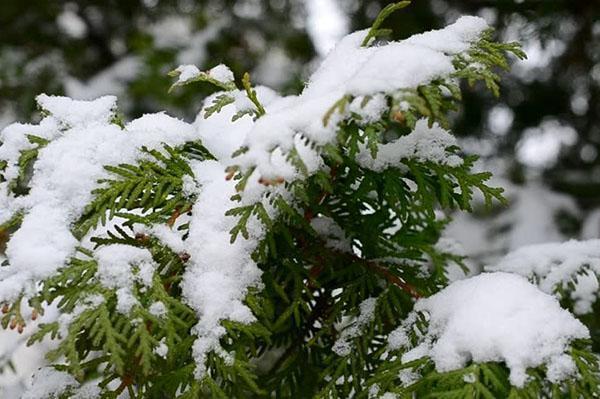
207 64 234 84
171 64 201 85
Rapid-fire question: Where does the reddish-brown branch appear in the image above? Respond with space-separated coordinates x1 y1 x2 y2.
114 373 133 395
330 249 422 299
166 205 192 227
361 258 422 299
0 228 8 254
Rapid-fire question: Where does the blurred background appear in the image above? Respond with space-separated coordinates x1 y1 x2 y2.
0 0 599 393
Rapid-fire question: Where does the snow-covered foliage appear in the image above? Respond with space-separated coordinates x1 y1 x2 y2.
390 272 588 387
489 239 600 315
1 3 597 398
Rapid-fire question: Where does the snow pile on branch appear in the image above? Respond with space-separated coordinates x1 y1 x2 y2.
391 272 589 387
232 16 488 197
357 119 462 171
96 245 157 314
488 239 600 314
181 160 267 377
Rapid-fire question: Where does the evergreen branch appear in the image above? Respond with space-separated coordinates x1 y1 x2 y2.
242 72 266 118
361 1 411 47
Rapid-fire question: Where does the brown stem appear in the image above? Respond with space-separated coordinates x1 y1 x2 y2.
325 248 422 299
361 258 422 299
114 374 133 396
166 205 192 227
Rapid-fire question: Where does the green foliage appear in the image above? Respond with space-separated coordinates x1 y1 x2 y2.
361 1 411 46
366 340 600 399
73 142 210 239
240 72 267 118
453 30 527 97
1 3 598 398
168 68 236 93
5 134 49 196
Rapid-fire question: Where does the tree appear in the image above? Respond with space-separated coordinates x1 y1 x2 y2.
1 3 599 398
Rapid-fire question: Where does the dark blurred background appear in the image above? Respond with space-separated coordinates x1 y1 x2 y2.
1 0 599 257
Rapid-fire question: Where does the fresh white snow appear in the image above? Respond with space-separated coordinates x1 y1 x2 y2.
391 272 589 387
489 239 600 314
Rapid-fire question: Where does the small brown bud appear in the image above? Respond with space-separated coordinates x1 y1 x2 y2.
391 110 405 124
135 233 149 242
31 309 38 321
1 304 9 314
179 252 191 263
17 324 24 334
9 319 17 330
225 170 235 181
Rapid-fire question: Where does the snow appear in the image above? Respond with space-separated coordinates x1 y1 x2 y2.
0 97 198 303
445 180 579 265
96 245 157 314
333 297 377 356
147 15 226 66
56 6 87 39
180 160 266 377
403 16 488 53
149 301 167 318
357 119 463 171
233 16 487 195
193 87 280 161
65 56 141 101
393 272 589 387
582 208 600 239
517 119 577 169
21 367 78 399
154 338 168 358
208 64 234 85
306 0 349 57
172 64 201 85
36 94 117 129
488 239 600 314
171 64 234 88
348 94 387 124
149 15 195 48
311 216 352 253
